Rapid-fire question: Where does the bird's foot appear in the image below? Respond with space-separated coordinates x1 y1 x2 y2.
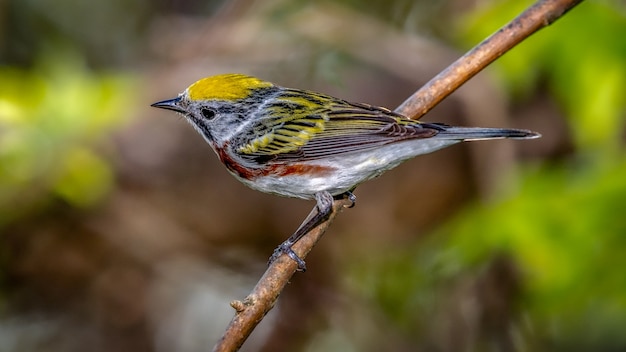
268 240 307 271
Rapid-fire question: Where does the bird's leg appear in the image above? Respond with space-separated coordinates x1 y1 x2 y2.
269 190 355 271
269 191 333 271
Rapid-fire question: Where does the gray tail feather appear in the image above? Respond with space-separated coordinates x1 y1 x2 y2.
424 123 541 141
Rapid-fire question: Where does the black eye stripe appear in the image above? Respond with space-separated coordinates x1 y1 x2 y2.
201 108 215 120
216 105 244 114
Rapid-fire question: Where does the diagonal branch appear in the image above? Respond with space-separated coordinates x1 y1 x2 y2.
395 0 583 119
213 0 584 351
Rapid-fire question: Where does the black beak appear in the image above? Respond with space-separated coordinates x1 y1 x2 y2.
151 97 185 113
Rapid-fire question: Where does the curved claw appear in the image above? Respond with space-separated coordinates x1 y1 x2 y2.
269 241 307 271
342 191 357 208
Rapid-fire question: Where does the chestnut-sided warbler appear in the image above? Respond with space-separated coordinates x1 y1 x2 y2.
152 73 539 270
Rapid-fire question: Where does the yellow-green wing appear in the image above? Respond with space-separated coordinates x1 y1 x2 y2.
233 88 440 162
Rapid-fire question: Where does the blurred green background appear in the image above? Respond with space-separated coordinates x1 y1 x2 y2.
1 0 625 351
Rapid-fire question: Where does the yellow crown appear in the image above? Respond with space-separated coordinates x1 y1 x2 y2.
187 74 273 102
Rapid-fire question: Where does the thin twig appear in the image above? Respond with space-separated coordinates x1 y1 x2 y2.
213 0 584 351
213 199 352 351
395 0 583 119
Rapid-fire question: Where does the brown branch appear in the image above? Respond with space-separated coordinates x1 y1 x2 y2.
212 0 583 351
395 0 583 119
213 199 352 351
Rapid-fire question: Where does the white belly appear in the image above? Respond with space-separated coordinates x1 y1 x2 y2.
238 138 460 199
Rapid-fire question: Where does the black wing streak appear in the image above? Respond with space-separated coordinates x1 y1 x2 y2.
235 91 441 163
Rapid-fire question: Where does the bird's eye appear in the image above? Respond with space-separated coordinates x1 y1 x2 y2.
201 108 216 120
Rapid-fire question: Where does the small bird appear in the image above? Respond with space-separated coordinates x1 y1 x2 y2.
152 73 539 270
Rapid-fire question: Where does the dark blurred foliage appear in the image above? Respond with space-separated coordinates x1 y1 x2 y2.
1 0 625 351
